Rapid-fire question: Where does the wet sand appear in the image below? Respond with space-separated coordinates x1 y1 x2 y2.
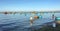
56 20 60 24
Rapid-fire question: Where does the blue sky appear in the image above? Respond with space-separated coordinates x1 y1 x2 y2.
0 0 60 11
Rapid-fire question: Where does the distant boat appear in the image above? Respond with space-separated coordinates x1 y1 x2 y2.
4 12 8 14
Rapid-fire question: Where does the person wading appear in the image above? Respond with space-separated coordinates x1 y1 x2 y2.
30 16 34 26
30 16 39 26
52 14 56 29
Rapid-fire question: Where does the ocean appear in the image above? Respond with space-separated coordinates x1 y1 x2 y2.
0 13 60 31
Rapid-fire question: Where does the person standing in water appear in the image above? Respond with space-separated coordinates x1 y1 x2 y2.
30 16 39 26
52 14 56 28
30 16 34 26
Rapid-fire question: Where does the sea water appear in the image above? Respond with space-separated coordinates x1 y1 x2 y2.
0 13 60 31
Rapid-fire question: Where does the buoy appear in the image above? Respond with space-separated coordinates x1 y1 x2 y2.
40 15 42 19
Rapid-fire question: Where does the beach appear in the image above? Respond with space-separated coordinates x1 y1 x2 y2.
35 22 60 31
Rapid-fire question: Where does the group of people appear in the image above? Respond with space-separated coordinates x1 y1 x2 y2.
29 14 57 28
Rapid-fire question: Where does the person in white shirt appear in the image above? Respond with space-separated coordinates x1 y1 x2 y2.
30 16 39 26
30 16 34 26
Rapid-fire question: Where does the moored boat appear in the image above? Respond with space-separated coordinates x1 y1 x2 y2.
56 17 60 24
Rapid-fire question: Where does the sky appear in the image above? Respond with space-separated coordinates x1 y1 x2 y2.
0 0 60 12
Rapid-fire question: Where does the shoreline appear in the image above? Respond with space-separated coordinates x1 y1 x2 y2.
34 21 60 31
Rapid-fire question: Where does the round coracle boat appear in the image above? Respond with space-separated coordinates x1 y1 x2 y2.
34 16 39 19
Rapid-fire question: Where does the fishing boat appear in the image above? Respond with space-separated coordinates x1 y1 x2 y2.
56 17 60 24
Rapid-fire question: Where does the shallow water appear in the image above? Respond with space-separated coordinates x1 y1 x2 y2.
0 13 60 31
